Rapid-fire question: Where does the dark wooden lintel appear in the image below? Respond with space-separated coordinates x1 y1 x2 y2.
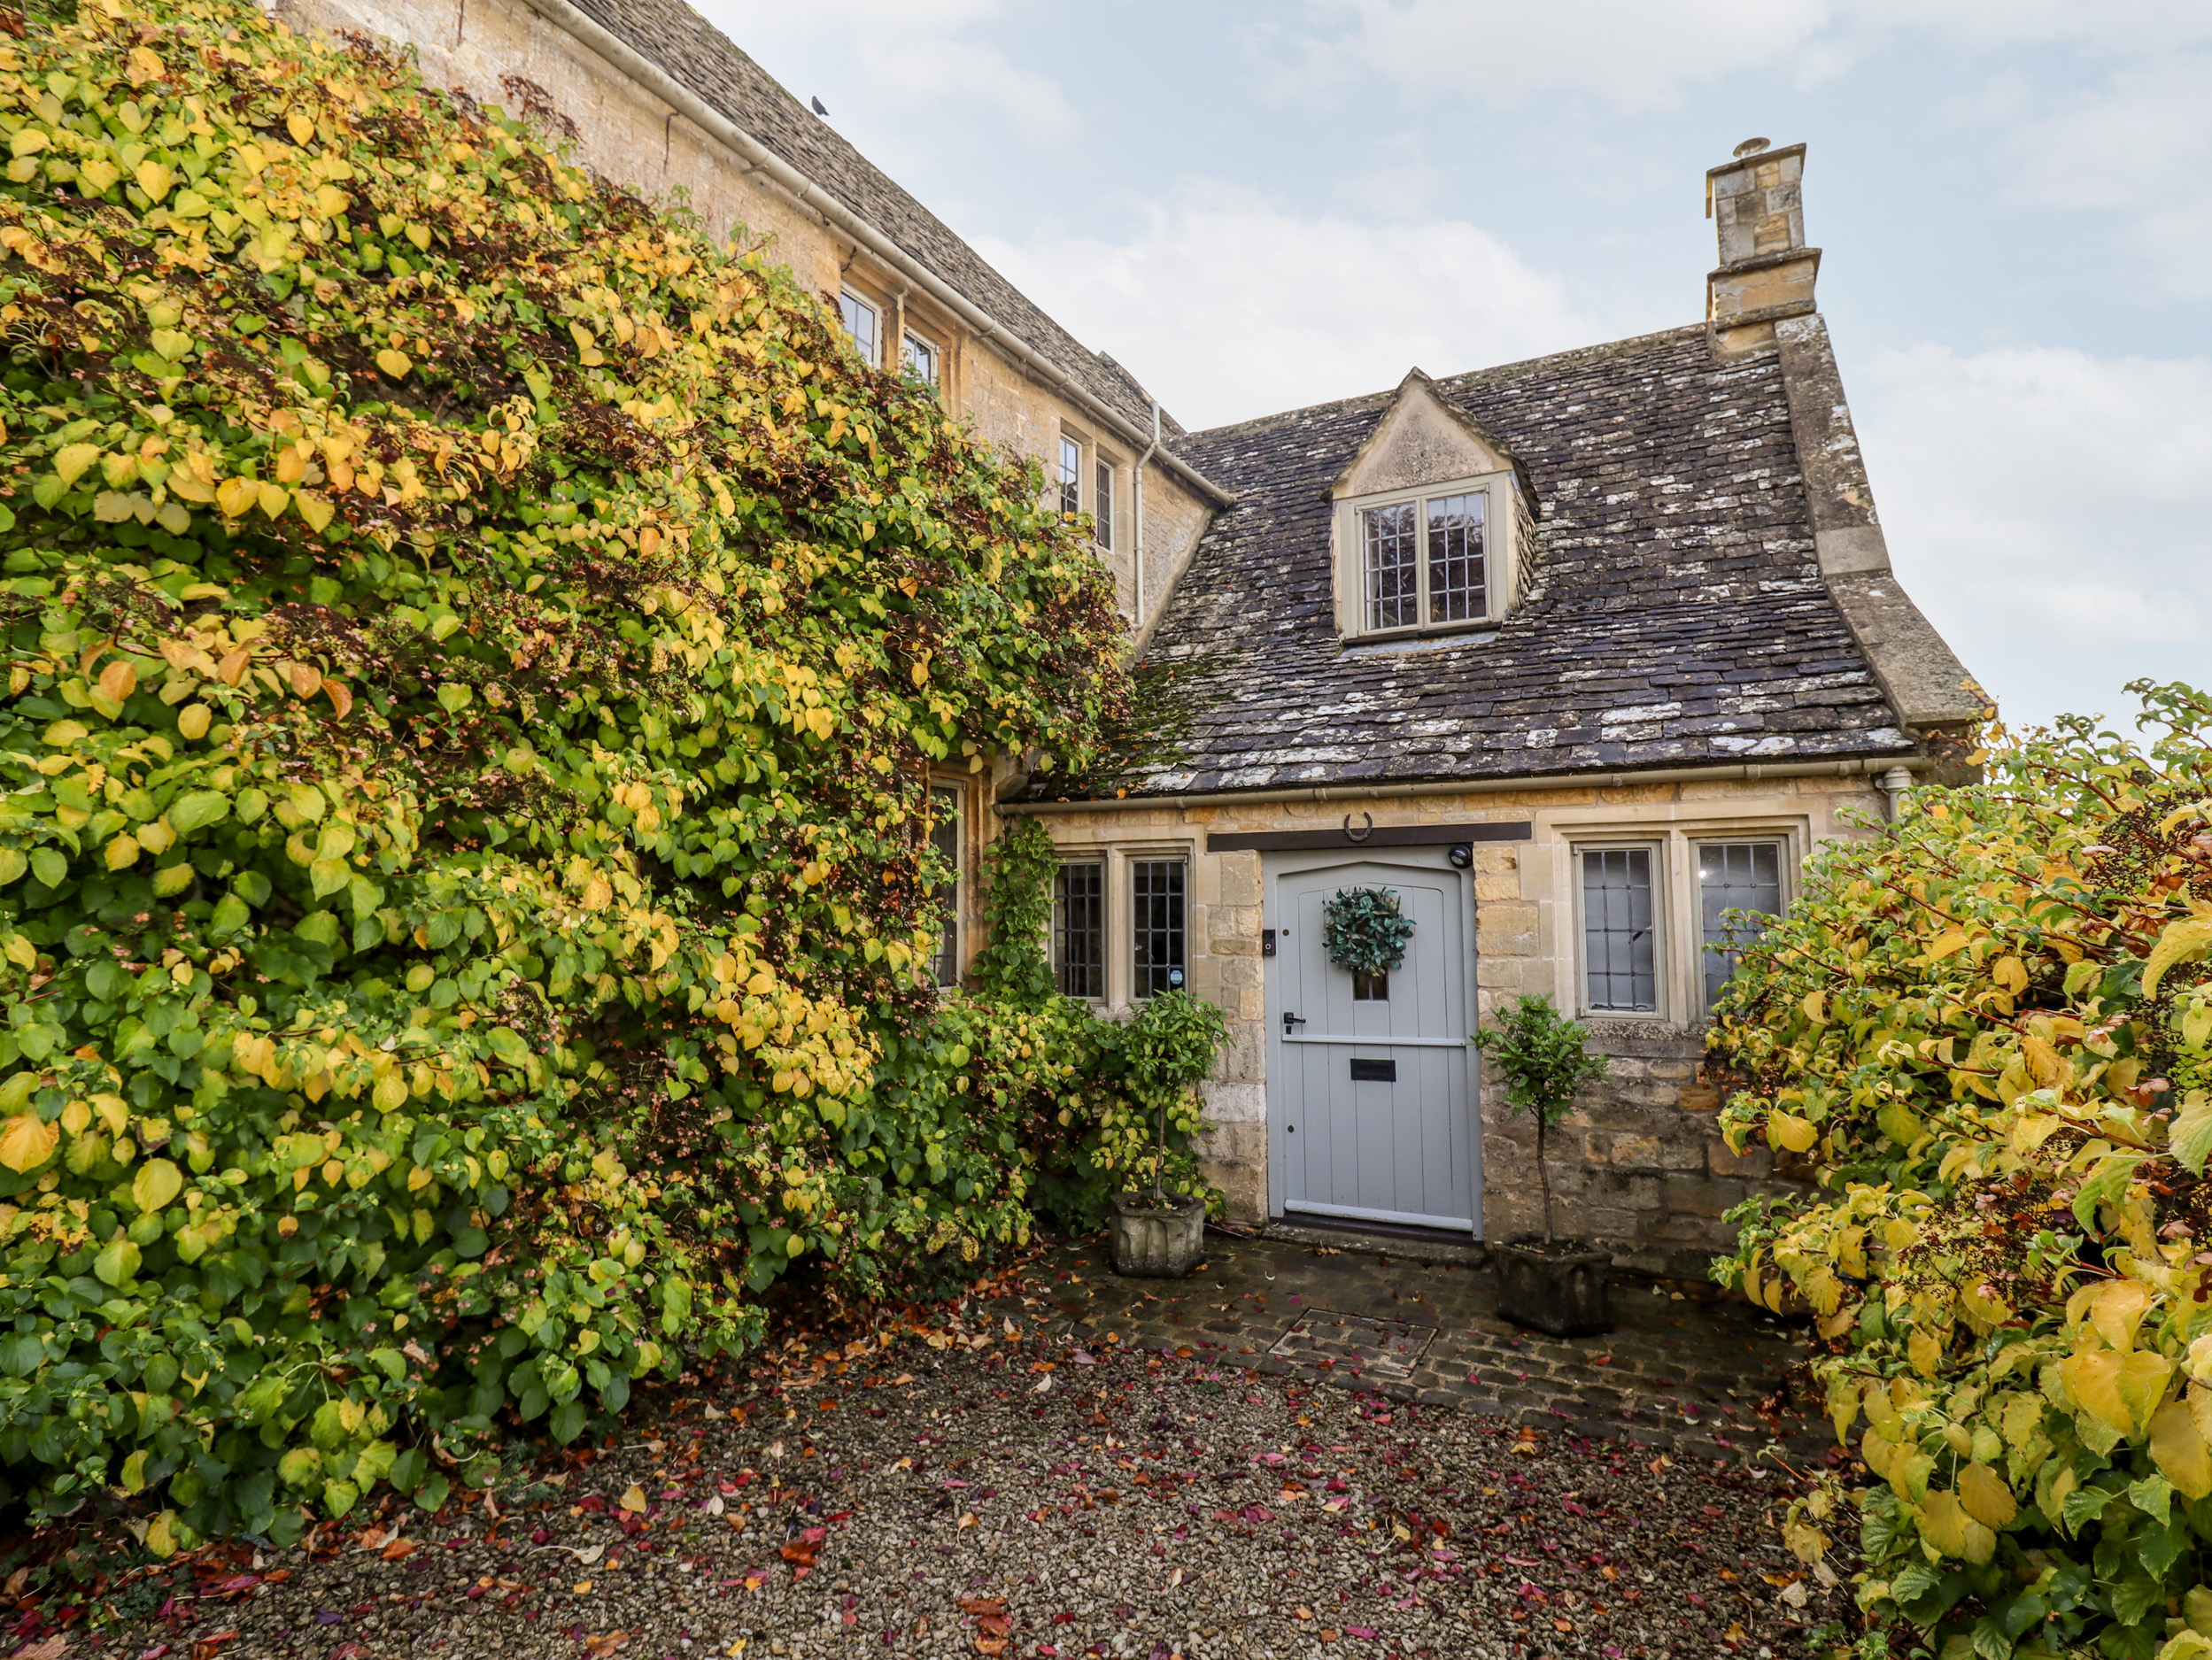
1205 822 1533 853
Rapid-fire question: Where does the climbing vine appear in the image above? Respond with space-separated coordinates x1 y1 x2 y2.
0 0 1160 1546
1709 681 2212 1660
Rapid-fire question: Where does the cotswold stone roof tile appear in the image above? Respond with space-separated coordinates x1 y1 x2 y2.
1125 325 1913 797
564 0 1166 435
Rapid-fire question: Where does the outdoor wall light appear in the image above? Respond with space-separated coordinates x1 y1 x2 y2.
1447 844 1473 868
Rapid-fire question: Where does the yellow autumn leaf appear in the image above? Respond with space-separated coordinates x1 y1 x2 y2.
296 491 336 533
2085 1279 2154 1352
1907 1325 1943 1377
54 444 100 490
2061 1347 2174 1436
178 703 212 741
1959 1463 2017 1528
105 832 141 871
134 159 174 202
97 660 137 703
257 482 290 519
79 156 120 194
215 475 259 518
0 1113 58 1173
1917 1490 1996 1565
375 348 413 379
2145 917 2212 999
620 1483 647 1514
581 876 613 911
2152 1400 2212 1500
287 108 315 144
131 1157 184 1215
1767 1110 1819 1153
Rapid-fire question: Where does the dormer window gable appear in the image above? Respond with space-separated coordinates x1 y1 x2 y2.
1328 370 1534 642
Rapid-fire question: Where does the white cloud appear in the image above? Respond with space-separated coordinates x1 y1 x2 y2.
1994 52 2212 300
1266 0 2212 112
1855 343 2212 729
974 181 1626 429
696 0 1074 144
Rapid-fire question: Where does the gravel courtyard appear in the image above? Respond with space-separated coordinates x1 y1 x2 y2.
82 1239 1852 1660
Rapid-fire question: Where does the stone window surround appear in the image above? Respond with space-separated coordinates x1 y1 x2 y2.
1055 422 1125 557
1330 468 1523 644
1044 838 1194 1010
924 774 980 989
1554 818 1803 1028
834 261 961 399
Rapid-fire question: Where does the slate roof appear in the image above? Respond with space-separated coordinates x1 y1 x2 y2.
1125 324 1916 797
563 0 1171 436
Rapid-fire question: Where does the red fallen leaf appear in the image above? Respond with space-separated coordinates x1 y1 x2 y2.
192 1633 243 1660
213 1574 261 1594
381 1539 417 1561
978 1614 1012 1636
578 1495 608 1513
1345 1628 1379 1641
958 1594 1008 1617
1052 1612 1076 1625
780 1527 827 1567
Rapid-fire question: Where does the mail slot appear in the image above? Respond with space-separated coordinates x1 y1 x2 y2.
1349 1058 1396 1083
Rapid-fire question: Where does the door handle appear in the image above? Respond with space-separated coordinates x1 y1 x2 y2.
1282 1011 1307 1035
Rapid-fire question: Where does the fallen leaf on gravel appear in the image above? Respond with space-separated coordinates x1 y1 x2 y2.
956 1512 978 1528
14 1638 68 1660
584 1632 630 1656
380 1539 416 1560
958 1595 1008 1617
572 1581 592 1595
619 1484 647 1514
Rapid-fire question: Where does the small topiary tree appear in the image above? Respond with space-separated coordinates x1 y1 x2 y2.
1119 989 1229 1205
1473 995 1610 1247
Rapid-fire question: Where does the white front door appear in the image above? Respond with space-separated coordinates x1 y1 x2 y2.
1268 856 1480 1233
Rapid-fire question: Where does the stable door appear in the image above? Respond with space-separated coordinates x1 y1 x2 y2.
1270 857 1479 1232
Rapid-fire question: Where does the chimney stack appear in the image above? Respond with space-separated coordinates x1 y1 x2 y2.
1705 138 1819 360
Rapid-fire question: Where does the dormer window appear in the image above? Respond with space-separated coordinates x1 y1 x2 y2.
1358 490 1489 632
1330 370 1530 643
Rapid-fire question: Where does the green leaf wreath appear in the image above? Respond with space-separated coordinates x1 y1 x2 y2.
1322 887 1416 977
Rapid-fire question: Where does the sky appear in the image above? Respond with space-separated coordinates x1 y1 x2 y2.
701 0 2211 736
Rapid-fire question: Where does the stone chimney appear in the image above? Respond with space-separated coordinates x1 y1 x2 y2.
1705 138 1819 360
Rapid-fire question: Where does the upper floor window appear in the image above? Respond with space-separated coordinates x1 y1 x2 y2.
902 329 939 385
1350 482 1504 637
839 289 878 367
1058 436 1082 521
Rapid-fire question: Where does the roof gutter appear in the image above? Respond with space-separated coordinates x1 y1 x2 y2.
997 753 1928 816
530 0 1234 510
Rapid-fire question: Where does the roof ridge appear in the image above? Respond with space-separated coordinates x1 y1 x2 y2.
1174 321 1716 448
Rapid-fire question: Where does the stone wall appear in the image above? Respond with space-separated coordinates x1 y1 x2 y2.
1018 770 1879 1271
271 0 1210 637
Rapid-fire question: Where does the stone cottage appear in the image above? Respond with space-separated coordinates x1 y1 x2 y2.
271 0 1984 1274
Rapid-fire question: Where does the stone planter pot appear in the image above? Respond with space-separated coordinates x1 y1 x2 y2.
1110 1193 1207 1278
1493 1238 1614 1337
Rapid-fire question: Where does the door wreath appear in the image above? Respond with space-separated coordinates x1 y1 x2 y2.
1322 887 1415 977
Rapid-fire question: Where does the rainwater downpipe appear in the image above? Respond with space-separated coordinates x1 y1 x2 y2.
1877 765 1914 822
1132 400 1161 628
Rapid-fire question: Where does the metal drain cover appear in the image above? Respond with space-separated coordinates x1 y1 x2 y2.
1267 1309 1435 1382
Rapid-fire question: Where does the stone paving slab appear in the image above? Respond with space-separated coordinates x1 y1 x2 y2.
1001 1229 1837 1467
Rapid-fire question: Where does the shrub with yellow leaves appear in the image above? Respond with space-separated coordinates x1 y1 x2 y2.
0 0 1156 1544
1709 682 2212 1660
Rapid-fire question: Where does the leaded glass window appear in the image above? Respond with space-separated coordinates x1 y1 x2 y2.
1131 860 1185 1000
1582 847 1657 1013
1362 502 1418 631
1052 861 1104 999
1426 491 1486 622
1699 841 1783 1006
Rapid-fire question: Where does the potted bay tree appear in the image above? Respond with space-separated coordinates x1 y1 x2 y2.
1110 988 1228 1278
1473 994 1615 1336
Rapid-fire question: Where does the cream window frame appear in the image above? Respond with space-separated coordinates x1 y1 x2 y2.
1331 470 1520 641
1567 839 1669 1023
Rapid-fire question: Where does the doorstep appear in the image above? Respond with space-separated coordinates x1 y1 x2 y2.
1254 1215 1489 1270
